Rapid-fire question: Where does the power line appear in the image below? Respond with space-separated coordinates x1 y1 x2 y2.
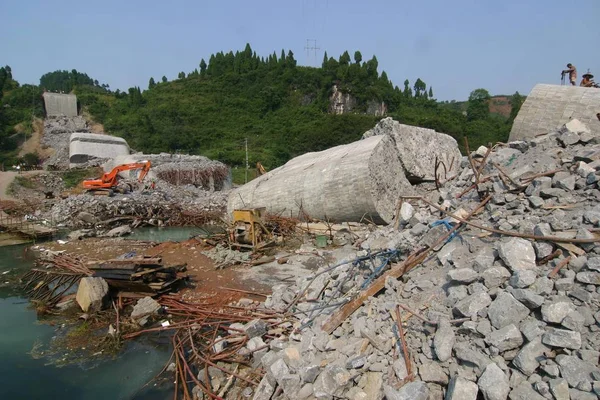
304 39 320 67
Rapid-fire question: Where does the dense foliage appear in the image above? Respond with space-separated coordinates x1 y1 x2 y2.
40 69 107 93
1 45 522 169
0 66 45 166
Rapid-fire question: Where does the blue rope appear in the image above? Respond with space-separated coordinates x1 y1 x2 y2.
430 219 458 244
360 249 401 289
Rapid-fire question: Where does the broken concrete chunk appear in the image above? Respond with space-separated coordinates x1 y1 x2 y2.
75 277 108 312
482 266 512 289
542 328 582 350
244 319 268 339
549 379 570 400
453 292 492 318
556 355 599 389
105 225 132 237
512 337 549 376
485 324 524 352
433 319 455 362
419 361 448 385
560 119 591 135
252 374 276 400
445 376 478 400
130 296 161 325
541 298 575 324
399 202 415 223
559 130 581 147
313 366 351 398
561 310 586 332
362 117 461 182
454 343 492 373
530 276 554 296
478 363 510 400
498 238 536 271
576 271 600 285
508 382 546 400
383 381 429 400
511 289 545 309
448 268 479 283
488 292 530 329
509 270 538 288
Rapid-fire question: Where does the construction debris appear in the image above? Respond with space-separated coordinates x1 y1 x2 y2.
14 112 600 400
151 117 600 400
90 256 188 294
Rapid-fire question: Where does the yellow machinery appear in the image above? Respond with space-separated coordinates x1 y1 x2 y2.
230 208 272 250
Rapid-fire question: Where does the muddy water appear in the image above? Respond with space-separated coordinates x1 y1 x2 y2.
0 244 172 400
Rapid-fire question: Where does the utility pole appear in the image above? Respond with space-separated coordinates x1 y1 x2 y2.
245 138 249 184
304 39 320 67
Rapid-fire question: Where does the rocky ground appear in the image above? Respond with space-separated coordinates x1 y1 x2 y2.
219 119 600 400
40 115 90 169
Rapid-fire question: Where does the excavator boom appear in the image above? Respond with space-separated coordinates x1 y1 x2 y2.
82 161 152 189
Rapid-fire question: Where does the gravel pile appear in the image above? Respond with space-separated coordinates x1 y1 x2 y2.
209 119 600 400
41 116 89 170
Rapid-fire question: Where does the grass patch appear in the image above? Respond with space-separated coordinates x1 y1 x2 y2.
8 175 36 194
59 167 102 188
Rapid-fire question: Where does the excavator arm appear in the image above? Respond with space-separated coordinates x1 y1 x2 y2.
82 161 152 189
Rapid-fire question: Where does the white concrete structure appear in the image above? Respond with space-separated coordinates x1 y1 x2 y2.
43 92 78 117
228 135 414 224
69 132 130 167
363 118 462 182
510 84 600 141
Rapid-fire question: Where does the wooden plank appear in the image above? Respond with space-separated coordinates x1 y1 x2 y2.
130 265 174 278
105 257 162 265
91 263 140 271
556 242 586 256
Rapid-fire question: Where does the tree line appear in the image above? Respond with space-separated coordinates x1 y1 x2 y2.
0 45 524 170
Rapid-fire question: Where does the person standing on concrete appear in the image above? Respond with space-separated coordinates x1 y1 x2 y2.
562 64 577 86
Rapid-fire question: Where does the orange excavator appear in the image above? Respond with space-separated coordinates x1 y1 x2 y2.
82 161 151 196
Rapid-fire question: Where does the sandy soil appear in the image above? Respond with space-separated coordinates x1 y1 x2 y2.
40 236 289 304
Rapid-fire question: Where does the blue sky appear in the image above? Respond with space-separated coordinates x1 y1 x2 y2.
1 0 599 100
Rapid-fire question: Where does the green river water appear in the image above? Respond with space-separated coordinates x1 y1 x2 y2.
0 232 188 399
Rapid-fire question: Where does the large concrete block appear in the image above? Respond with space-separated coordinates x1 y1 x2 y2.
510 84 600 141
228 135 414 224
43 92 78 117
69 132 130 166
363 117 461 182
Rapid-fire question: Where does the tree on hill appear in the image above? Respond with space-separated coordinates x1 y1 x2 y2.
508 91 524 123
40 70 101 92
148 77 156 89
354 51 362 64
199 59 207 77
162 76 168 83
467 88 491 121
54 46 512 177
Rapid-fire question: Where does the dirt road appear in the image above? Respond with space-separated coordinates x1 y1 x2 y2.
0 171 17 201
0 170 45 201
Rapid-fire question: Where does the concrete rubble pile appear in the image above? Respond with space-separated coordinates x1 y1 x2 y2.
41 116 91 169
47 187 228 228
108 153 232 191
228 118 461 224
217 119 600 400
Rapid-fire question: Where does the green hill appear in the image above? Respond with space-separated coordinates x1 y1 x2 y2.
0 45 524 169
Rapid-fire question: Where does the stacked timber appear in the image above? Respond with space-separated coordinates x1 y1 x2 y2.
90 256 187 294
